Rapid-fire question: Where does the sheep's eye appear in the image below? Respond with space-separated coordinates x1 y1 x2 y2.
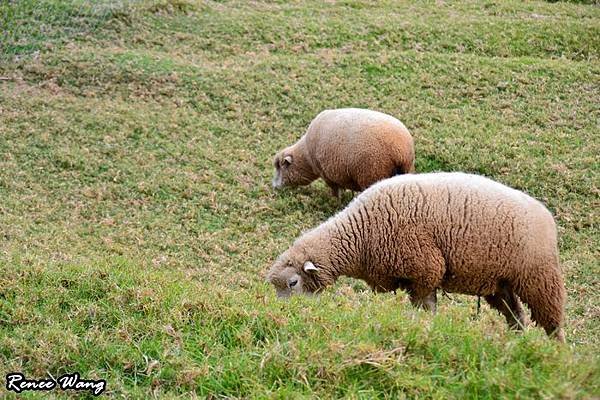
288 278 298 288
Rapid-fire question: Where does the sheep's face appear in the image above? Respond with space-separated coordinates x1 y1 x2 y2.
267 255 321 298
272 149 316 189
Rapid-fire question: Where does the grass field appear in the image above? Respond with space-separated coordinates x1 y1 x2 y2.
1 0 599 398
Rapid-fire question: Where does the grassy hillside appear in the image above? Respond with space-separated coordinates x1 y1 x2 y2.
1 0 599 398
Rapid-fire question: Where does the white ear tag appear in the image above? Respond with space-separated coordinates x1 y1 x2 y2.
303 261 318 273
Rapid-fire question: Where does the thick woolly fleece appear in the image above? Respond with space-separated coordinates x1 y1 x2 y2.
268 172 566 341
272 108 415 195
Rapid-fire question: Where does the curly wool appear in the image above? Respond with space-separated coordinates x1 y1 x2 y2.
268 172 566 341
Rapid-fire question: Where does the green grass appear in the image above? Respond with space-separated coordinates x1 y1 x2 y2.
0 0 599 398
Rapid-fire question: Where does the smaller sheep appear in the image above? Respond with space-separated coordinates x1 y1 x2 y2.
267 172 566 342
272 108 415 197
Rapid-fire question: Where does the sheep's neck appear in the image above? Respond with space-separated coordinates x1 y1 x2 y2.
326 220 365 282
290 138 317 182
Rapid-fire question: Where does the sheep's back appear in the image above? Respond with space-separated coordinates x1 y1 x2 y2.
304 109 413 186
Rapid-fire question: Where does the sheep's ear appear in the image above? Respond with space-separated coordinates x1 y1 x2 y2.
303 261 318 273
283 155 293 165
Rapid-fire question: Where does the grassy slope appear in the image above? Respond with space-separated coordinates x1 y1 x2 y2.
0 0 599 398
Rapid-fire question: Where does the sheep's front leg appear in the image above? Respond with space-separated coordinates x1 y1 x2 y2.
409 287 437 313
323 179 341 199
402 246 444 313
368 276 402 293
328 184 340 199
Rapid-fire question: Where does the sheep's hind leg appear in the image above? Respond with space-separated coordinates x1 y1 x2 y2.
513 268 566 343
484 284 527 330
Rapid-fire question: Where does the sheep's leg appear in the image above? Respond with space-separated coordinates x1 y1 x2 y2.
324 181 341 199
393 243 445 314
513 267 566 343
368 276 401 293
330 186 340 199
484 285 527 330
402 247 444 313
408 287 437 313
394 278 437 312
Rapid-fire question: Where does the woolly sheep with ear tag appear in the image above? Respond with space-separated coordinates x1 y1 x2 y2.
266 172 566 342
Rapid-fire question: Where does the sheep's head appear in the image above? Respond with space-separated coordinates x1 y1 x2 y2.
266 252 323 298
272 146 317 190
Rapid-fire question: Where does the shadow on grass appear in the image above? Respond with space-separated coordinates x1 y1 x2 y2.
272 185 344 216
415 153 457 174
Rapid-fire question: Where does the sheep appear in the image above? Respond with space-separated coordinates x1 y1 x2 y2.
272 108 415 197
267 172 566 342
